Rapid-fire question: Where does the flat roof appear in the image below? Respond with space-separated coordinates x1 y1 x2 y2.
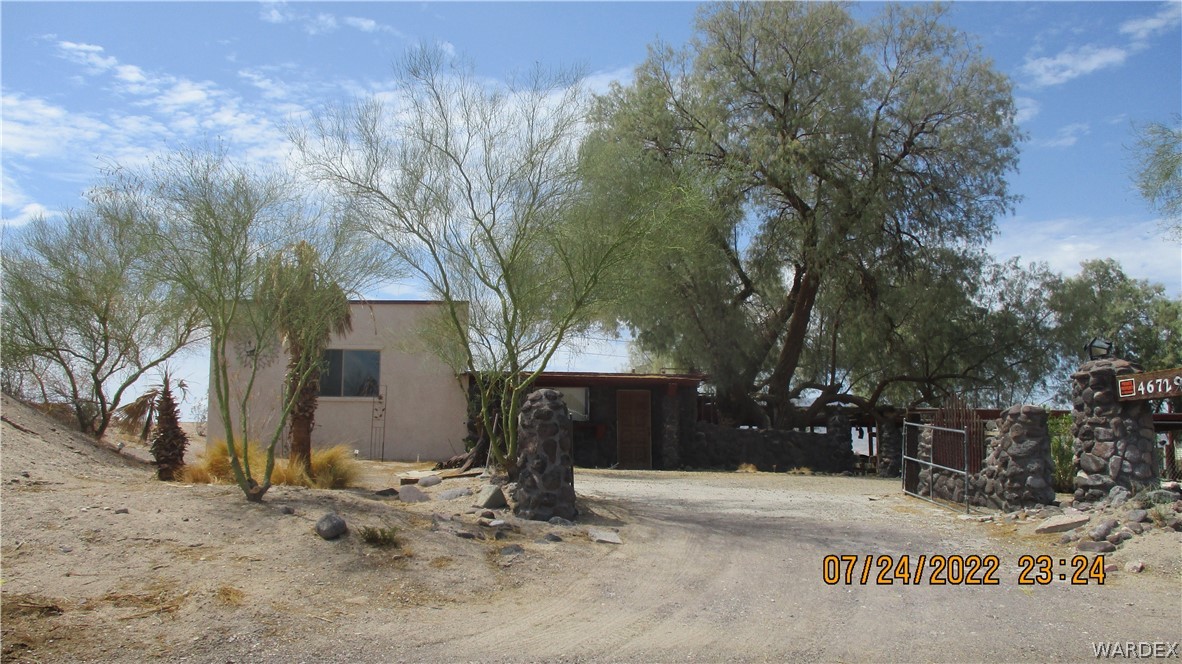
533 371 705 388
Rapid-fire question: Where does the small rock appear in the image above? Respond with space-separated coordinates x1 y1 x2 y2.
418 475 442 488
1059 532 1079 545
1107 486 1130 507
1126 522 1144 535
1089 519 1117 541
374 487 399 497
1104 563 1119 572
500 544 524 556
280 505 295 515
60 545 73 553
114 508 129 515
398 485 430 503
454 531 477 539
488 519 506 528
544 532 563 542
481 510 497 519
1124 560 1145 573
492 529 508 540
438 487 473 501
315 513 348 540
588 528 623 545
474 485 506 509
1146 490 1178 505
20 471 30 478
1168 516 1182 532
1076 540 1116 553
548 516 575 527
1035 513 1090 534
1125 508 1149 523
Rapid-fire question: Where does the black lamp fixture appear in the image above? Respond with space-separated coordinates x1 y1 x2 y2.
1085 337 1115 361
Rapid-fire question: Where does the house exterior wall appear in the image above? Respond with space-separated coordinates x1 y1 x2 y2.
207 301 470 462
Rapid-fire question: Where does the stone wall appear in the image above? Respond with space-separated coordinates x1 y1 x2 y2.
1071 359 1159 503
513 389 577 521
916 405 1055 511
682 420 854 473
876 417 902 478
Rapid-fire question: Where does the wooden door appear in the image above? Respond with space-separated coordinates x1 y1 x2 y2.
616 390 652 469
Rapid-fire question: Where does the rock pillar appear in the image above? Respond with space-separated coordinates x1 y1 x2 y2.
980 405 1055 509
514 389 577 521
1071 359 1158 503
877 415 902 478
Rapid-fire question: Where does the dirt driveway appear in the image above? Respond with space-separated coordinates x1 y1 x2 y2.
2 395 1179 663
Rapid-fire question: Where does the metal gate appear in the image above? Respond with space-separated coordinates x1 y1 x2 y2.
902 396 985 513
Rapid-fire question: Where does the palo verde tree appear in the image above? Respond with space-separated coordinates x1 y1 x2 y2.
1130 116 1182 241
293 47 651 476
119 146 387 501
1 191 203 436
259 240 353 477
586 2 1022 426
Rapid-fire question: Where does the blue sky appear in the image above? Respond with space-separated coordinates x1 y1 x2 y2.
3 1 1181 389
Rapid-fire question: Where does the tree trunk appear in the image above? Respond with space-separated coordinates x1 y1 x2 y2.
288 360 319 477
768 269 821 428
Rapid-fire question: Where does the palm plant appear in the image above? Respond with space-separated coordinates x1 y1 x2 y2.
150 370 189 480
262 241 352 476
114 374 189 442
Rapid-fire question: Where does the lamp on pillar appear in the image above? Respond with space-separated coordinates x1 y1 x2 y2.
1085 337 1115 361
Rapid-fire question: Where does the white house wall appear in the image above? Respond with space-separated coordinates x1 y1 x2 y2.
207 301 470 461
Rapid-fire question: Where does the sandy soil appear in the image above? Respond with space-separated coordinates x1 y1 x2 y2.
2 394 1179 663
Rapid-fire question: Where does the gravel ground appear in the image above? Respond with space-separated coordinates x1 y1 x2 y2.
2 394 1179 663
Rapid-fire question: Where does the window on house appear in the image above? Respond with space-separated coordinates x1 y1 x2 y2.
554 387 590 421
319 349 380 397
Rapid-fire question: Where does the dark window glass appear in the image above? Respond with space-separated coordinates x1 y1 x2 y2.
318 349 379 397
343 350 380 396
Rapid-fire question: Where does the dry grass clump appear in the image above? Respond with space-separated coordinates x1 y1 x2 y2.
179 441 360 489
358 525 402 547
736 463 759 473
214 585 245 607
786 466 815 475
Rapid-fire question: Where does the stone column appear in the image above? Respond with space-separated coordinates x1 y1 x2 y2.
661 387 680 470
827 410 854 472
514 389 577 521
1072 359 1158 504
876 415 902 478
981 405 1055 509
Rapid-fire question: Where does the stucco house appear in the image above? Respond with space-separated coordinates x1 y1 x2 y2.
207 300 470 461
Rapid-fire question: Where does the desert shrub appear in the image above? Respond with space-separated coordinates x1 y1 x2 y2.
179 441 358 489
1048 414 1075 493
358 525 401 547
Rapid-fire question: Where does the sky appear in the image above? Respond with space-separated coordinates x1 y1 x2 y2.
2 0 1181 411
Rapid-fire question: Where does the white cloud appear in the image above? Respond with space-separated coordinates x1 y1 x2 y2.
1020 45 1127 87
1036 122 1090 148
1119 3 1182 42
991 216 1182 296
57 40 117 73
1013 96 1040 124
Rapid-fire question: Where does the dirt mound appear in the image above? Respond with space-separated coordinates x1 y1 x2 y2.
1 394 150 484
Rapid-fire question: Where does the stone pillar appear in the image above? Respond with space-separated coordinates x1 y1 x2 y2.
877 416 902 478
514 389 577 521
981 405 1055 509
827 410 854 472
1072 359 1158 504
661 387 680 470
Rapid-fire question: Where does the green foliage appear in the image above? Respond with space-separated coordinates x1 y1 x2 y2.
115 146 388 502
583 2 1024 423
294 46 652 475
1048 413 1075 493
1 194 203 436
357 525 401 548
1045 259 1182 400
1131 116 1182 240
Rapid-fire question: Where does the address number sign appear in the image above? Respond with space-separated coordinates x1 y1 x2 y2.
1116 368 1182 401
